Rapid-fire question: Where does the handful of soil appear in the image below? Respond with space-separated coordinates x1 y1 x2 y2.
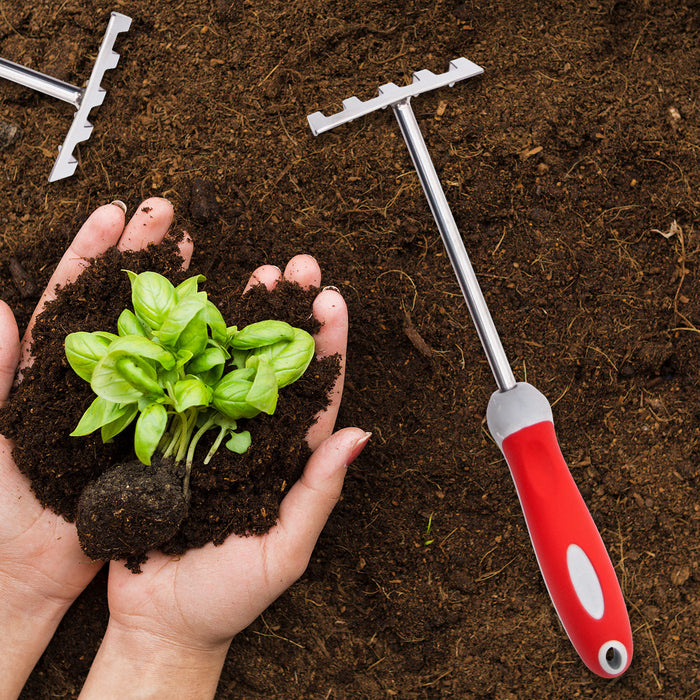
0 241 340 572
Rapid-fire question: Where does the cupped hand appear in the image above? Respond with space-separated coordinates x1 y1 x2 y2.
0 198 189 699
81 252 368 699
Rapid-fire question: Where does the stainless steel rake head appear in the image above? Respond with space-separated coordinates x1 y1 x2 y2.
308 57 483 135
0 11 131 182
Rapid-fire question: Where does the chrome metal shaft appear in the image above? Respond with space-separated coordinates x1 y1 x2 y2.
392 99 516 392
307 58 514 390
0 57 83 107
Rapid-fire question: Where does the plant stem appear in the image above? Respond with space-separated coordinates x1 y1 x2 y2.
182 414 216 494
161 418 180 460
174 410 196 464
203 425 228 465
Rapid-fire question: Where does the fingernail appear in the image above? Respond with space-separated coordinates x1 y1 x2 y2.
322 285 341 294
346 431 372 466
110 200 127 214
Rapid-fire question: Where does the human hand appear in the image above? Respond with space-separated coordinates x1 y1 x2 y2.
80 249 368 699
0 198 190 699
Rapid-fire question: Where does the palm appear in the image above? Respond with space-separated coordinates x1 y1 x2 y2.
0 438 101 603
105 256 356 647
107 531 288 644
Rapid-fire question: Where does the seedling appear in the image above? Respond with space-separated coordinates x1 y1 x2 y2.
65 270 315 494
424 513 434 546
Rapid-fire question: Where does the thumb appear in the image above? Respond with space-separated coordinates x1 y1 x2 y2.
0 301 20 405
270 427 370 570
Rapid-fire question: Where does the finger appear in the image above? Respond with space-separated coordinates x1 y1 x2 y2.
283 255 321 289
178 231 194 271
306 288 348 450
0 301 20 405
19 202 127 368
270 427 370 578
117 197 174 252
243 265 282 293
38 202 127 309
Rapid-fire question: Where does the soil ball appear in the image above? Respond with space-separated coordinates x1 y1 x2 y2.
76 458 189 569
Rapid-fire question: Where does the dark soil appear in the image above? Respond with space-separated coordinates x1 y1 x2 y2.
0 0 698 697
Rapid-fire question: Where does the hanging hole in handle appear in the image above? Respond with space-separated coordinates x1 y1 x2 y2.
598 640 629 675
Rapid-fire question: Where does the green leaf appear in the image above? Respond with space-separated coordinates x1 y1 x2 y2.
229 348 249 370
125 270 177 331
226 430 251 454
175 274 206 299
245 357 278 415
134 402 168 465
176 316 209 358
175 348 194 369
154 296 207 347
187 344 228 385
101 403 138 442
70 396 128 437
117 309 147 338
107 335 176 370
249 327 315 387
93 331 119 344
187 344 229 374
211 367 259 419
115 357 164 397
210 413 238 431
200 301 227 344
91 353 158 403
171 377 213 413
228 320 295 349
65 332 112 382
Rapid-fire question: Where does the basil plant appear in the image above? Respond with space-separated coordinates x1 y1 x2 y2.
65 270 315 490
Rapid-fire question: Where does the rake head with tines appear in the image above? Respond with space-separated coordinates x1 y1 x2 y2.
0 12 131 182
307 58 634 679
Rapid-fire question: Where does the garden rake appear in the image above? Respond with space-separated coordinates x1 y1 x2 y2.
307 58 633 678
0 12 131 182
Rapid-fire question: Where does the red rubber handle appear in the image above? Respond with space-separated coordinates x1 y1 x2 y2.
501 420 633 677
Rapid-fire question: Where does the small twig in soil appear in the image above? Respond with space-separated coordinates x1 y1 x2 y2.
9 257 38 298
640 620 663 675
377 269 417 311
402 311 440 360
475 555 518 583
252 614 305 649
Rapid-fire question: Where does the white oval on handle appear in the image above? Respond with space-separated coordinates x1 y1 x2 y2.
566 543 605 619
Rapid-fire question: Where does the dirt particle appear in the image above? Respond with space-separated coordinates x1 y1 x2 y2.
0 121 21 150
670 565 690 586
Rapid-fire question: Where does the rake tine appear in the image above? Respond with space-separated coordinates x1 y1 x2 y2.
49 12 131 182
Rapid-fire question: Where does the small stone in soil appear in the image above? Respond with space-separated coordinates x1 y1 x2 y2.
76 458 189 572
0 121 21 150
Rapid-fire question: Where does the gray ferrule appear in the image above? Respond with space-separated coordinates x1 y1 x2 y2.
486 382 553 450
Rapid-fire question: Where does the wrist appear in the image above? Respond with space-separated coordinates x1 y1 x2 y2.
80 619 230 700
0 573 73 699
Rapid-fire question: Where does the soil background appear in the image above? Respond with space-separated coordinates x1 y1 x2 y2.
0 0 698 698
